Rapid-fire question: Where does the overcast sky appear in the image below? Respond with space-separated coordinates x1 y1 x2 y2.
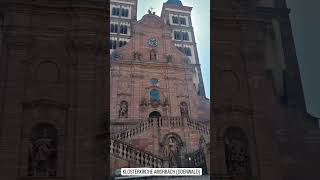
137 0 211 98
287 0 320 117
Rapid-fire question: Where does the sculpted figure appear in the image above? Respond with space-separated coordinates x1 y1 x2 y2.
29 129 56 177
164 137 179 168
180 102 189 118
119 101 128 118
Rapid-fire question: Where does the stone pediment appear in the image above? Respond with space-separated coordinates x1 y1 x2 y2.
112 14 187 64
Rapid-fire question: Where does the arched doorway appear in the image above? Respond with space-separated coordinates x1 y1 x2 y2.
149 111 161 118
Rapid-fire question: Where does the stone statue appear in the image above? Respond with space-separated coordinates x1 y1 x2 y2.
164 137 179 168
133 51 142 61
180 102 189 118
29 128 57 177
165 55 172 63
119 101 128 118
225 138 249 175
150 50 157 61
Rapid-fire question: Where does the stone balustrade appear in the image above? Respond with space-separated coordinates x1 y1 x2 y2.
110 138 163 168
112 116 210 140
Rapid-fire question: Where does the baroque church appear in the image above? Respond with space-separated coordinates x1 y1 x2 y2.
1 0 320 180
109 0 210 177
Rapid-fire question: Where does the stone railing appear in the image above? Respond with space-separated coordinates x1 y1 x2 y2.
185 119 210 136
110 138 163 168
112 117 210 140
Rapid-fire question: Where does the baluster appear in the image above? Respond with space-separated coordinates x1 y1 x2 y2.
147 154 151 167
153 157 157 167
123 144 127 158
158 159 162 168
119 143 123 157
142 153 146 166
136 150 140 164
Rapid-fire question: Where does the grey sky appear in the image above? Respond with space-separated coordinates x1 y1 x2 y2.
287 0 320 117
137 0 211 98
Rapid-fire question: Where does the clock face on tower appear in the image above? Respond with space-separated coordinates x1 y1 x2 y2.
147 37 158 48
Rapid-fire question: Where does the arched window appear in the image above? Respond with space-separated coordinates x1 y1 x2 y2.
224 127 250 176
150 89 160 102
119 101 128 118
28 123 58 177
180 102 189 118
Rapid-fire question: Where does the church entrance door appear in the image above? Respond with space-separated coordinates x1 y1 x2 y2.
149 111 161 119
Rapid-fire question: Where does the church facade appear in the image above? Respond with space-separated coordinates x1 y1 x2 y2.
109 0 211 177
0 0 320 180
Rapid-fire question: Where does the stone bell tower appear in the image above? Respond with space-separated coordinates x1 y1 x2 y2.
161 0 206 97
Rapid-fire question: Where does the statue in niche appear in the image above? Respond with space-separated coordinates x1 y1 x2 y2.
150 49 157 61
180 102 189 118
133 51 142 61
139 97 148 112
119 101 128 118
225 136 250 175
28 127 57 177
165 55 172 63
163 136 181 168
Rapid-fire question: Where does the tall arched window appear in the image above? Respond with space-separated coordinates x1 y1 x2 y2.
150 89 160 102
119 101 128 118
224 127 250 176
180 102 189 118
28 123 58 177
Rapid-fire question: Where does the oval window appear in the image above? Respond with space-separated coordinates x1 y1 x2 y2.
150 89 160 102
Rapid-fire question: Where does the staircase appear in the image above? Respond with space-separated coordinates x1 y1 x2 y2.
112 117 210 141
109 117 211 177
110 138 164 168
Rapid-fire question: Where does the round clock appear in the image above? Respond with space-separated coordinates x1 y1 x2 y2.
147 38 158 47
